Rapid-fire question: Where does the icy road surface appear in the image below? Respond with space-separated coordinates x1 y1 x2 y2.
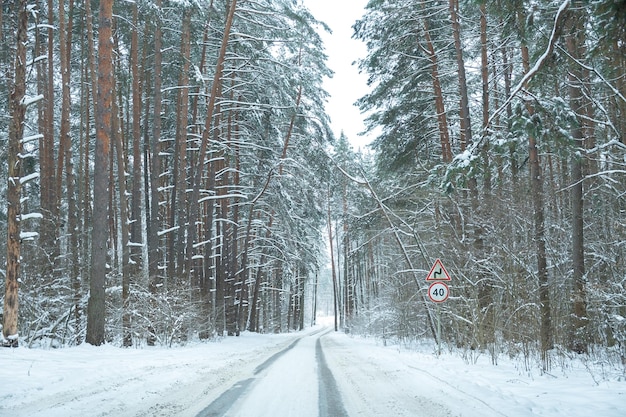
1 325 624 416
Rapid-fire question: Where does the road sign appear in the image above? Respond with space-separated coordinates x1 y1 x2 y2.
428 282 449 303
426 259 451 281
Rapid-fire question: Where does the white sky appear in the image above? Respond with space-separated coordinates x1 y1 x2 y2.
302 0 372 150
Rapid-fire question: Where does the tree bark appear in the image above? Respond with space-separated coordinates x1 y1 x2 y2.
86 0 114 346
38 0 59 277
476 0 494 350
2 0 28 347
420 12 452 162
148 0 164 305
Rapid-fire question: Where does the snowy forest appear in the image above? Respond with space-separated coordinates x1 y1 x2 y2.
1 0 625 372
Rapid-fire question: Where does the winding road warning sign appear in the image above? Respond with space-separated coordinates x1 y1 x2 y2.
426 259 451 281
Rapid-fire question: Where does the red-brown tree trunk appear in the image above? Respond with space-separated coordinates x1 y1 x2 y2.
86 0 114 347
420 2 451 162
38 0 59 277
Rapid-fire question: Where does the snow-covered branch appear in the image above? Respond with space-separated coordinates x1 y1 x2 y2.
21 133 43 144
157 226 179 237
20 231 39 241
20 94 44 107
20 172 39 185
20 212 43 221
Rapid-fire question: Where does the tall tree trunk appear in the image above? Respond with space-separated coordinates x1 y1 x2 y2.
217 122 237 336
449 0 472 149
57 0 74 212
171 8 192 280
2 0 29 347
108 131 118 271
200 160 217 337
513 2 572 367
214 196 225 336
420 1 451 162
231 103 247 333
247 215 271 332
80 0 96 331
565 3 589 354
311 270 319 326
84 0 98 257
37 0 59 277
476 0 493 350
190 4 212 130
59 0 81 345
335 218 343 327
342 181 351 322
327 187 339 332
521 41 553 365
501 44 517 182
86 0 114 347
129 0 143 279
479 0 492 191
112 67 133 347
147 0 164 346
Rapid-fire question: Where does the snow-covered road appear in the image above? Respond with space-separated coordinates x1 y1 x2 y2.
197 327 338 417
196 327 473 417
1 325 624 416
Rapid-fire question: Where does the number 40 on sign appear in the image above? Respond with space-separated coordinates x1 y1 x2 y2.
428 282 449 302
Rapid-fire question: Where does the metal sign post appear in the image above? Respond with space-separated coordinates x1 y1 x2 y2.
436 303 441 356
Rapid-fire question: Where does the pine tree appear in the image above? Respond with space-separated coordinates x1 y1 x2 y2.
86 0 114 346
2 0 29 348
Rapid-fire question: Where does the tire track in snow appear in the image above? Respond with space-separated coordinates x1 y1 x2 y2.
317 336 349 417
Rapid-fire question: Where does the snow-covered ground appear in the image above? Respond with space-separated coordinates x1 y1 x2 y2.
1 322 624 416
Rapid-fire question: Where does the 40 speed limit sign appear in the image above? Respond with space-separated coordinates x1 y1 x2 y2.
427 282 449 303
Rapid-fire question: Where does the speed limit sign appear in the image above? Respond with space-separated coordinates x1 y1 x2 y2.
428 282 449 303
